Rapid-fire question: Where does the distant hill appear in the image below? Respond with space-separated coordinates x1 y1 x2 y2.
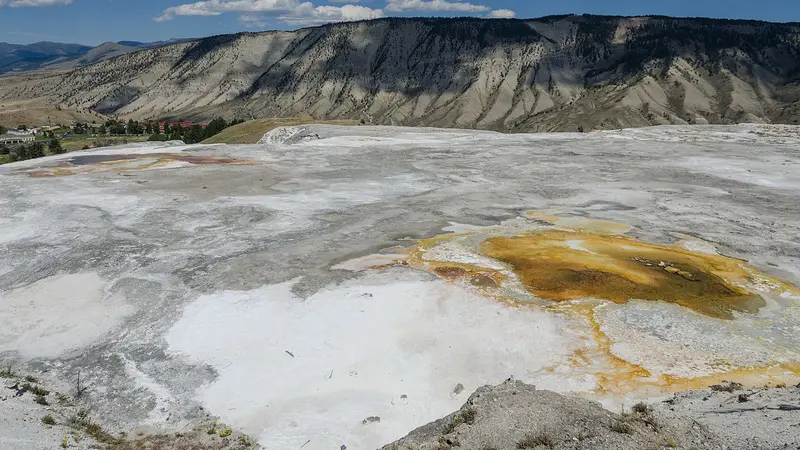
0 38 194 74
0 42 91 73
1 16 800 131
117 41 147 47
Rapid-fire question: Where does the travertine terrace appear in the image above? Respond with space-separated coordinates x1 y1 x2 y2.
1 124 799 449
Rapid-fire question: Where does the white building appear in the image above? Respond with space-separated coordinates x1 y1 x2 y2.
0 131 35 145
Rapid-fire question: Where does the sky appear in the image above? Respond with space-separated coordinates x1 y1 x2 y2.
1 0 799 46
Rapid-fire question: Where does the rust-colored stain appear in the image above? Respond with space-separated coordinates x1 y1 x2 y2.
526 211 633 234
386 214 800 395
481 230 781 320
433 266 501 288
23 153 258 178
552 301 800 396
70 153 246 166
556 301 653 395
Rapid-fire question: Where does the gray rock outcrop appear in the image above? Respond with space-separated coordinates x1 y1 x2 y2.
383 380 800 450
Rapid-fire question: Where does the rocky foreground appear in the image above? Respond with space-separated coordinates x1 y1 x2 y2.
4 372 797 450
384 381 800 450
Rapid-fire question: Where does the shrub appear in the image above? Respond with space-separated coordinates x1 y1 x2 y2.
710 382 742 392
517 433 555 448
22 383 50 396
461 407 477 425
22 383 50 397
42 415 56 425
632 402 650 413
611 418 634 434
69 409 121 445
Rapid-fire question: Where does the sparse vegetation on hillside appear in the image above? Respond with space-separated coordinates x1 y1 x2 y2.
1 16 798 131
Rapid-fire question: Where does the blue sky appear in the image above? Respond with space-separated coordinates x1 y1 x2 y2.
1 0 799 46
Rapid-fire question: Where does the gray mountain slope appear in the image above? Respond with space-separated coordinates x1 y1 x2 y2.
2 16 800 131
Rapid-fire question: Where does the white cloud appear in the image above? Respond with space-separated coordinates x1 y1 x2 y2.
0 0 72 6
156 0 300 22
238 14 271 27
156 0 381 25
280 4 383 25
384 0 490 13
488 8 515 18
237 3 382 27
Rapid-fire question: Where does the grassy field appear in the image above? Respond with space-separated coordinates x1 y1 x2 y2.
202 118 360 144
0 99 108 129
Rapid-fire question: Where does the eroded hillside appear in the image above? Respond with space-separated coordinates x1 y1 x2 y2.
2 16 799 131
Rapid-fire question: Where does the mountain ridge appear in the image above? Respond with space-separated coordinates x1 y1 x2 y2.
0 39 195 74
2 15 800 131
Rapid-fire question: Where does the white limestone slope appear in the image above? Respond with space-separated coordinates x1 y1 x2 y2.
1 124 799 450
166 272 588 449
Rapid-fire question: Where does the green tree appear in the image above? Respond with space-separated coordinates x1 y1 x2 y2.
99 125 107 135
12 145 27 161
169 124 183 140
48 139 64 155
127 119 144 135
203 117 228 139
0 144 9 155
0 125 7 135
162 122 170 135
28 141 45 158
17 124 27 131
185 124 205 144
